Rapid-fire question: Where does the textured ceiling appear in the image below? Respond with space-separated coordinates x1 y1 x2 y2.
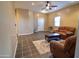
14 1 79 13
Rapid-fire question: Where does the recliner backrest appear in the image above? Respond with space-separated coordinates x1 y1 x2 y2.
64 35 76 57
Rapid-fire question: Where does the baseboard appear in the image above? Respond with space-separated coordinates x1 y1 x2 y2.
35 30 45 32
13 39 18 58
18 32 33 36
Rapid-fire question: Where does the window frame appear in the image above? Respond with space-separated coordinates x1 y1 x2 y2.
54 16 61 27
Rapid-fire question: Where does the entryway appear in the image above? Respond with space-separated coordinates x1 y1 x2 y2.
37 18 44 31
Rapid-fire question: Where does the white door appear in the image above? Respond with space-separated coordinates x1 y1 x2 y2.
37 18 44 31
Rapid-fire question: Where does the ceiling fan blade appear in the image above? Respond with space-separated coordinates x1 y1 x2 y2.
51 5 58 7
41 1 57 11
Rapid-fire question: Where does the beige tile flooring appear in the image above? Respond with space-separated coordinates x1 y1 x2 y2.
15 31 52 58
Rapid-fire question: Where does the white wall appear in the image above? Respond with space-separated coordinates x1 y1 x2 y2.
28 10 34 33
75 17 79 58
15 9 34 35
0 2 17 57
48 4 79 29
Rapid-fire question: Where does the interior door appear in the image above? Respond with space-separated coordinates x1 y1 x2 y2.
37 18 44 31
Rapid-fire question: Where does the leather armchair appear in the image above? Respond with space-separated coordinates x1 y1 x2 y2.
50 35 76 58
53 26 76 39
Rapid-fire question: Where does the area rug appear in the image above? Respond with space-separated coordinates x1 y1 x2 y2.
32 39 50 55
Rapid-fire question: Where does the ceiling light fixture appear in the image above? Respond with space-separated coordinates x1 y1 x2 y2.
40 10 48 13
41 1 57 11
46 6 49 9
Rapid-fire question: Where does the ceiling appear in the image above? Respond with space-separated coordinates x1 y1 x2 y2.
14 1 79 13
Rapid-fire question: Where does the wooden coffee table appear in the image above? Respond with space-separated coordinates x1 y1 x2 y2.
45 33 61 42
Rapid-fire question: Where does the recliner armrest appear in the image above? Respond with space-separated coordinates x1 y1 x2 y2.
50 41 67 57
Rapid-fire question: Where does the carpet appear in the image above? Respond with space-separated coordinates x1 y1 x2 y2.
33 39 50 55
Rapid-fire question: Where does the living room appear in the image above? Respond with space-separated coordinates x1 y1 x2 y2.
0 1 79 58
15 1 79 58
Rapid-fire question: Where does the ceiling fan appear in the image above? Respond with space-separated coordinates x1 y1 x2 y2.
41 1 57 10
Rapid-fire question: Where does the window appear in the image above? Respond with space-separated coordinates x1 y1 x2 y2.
54 16 61 27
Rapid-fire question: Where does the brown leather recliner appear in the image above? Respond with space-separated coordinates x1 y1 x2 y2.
50 35 76 58
53 26 76 39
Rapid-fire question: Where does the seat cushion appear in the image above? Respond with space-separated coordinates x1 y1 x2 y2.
56 40 65 46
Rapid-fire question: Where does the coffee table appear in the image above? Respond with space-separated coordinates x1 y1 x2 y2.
45 33 61 42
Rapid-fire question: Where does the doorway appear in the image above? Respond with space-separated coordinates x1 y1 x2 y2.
37 18 44 31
